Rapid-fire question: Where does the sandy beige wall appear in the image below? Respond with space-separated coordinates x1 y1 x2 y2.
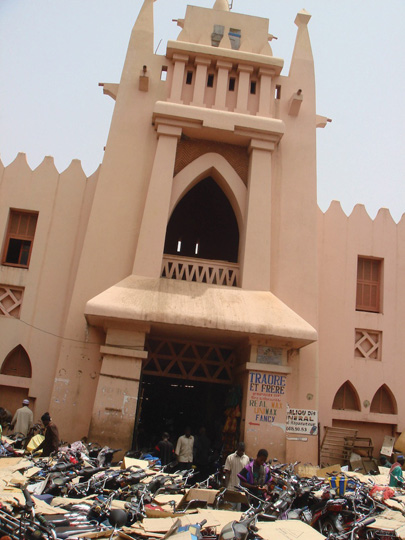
0 154 98 429
318 202 405 453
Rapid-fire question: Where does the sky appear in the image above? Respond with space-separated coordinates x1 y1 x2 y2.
0 0 404 221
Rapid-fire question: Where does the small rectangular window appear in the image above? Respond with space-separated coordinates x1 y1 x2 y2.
229 77 236 91
160 66 168 81
186 71 193 85
356 257 382 312
250 81 257 94
207 74 214 88
275 85 281 99
2 209 38 268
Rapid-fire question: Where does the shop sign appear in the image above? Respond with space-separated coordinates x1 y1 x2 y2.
286 406 318 435
247 371 287 427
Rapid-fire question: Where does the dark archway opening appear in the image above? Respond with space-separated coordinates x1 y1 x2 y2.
135 375 228 460
164 177 239 262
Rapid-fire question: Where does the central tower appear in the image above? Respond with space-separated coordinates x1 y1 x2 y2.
51 0 320 462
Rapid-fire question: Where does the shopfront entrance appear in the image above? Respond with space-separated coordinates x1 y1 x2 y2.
134 337 241 456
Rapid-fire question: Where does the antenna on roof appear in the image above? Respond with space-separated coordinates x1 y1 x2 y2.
155 39 162 54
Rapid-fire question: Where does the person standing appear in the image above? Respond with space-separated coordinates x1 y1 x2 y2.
238 448 272 498
33 412 60 457
11 399 33 437
194 427 211 481
155 432 175 466
224 442 250 491
175 426 194 470
389 455 404 487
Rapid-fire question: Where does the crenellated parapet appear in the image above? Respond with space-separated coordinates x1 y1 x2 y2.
0 151 99 325
320 199 404 225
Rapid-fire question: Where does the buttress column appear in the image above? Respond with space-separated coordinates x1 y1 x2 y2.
241 139 275 291
133 124 182 278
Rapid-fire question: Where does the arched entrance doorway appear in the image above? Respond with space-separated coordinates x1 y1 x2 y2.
135 337 241 461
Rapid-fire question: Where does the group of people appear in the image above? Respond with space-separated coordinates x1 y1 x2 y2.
0 399 60 457
155 426 212 478
155 427 272 500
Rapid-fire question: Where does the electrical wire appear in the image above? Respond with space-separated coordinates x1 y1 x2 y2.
15 318 146 350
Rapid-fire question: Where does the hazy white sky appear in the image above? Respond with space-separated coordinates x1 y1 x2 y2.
1 1 404 220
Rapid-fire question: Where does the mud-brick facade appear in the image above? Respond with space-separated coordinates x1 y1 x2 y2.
0 0 402 462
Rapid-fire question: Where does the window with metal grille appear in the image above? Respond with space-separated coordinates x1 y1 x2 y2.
2 210 38 268
356 257 382 312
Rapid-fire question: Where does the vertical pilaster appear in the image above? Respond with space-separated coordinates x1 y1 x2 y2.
88 328 149 453
257 68 275 117
241 139 275 291
168 54 189 103
190 57 211 107
133 124 182 278
213 60 232 110
235 64 253 113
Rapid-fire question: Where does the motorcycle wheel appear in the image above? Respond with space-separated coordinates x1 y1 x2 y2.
320 518 338 536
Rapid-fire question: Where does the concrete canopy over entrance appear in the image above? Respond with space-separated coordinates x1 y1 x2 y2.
84 276 317 457
85 275 317 347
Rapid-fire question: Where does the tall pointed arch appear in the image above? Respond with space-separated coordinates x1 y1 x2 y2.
164 177 239 262
1 345 32 378
170 153 247 230
332 381 361 411
370 384 397 414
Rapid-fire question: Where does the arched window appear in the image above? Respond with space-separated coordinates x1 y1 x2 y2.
164 177 239 263
370 384 397 414
0 345 32 378
332 381 361 411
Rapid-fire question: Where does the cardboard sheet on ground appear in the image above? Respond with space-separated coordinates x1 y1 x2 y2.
0 468 28 489
154 494 184 506
145 505 193 518
51 495 97 507
178 488 219 509
137 511 224 533
0 457 23 469
369 518 405 531
196 509 242 530
343 470 390 486
125 526 164 538
384 498 405 511
121 457 149 470
256 519 325 540
0 491 66 514
380 509 405 522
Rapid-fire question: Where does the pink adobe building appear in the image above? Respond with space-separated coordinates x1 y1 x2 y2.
0 0 402 463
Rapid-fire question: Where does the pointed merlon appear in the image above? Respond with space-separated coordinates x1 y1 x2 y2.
34 156 58 173
127 0 155 60
62 158 86 177
213 0 230 11
290 9 314 78
350 203 372 221
324 200 347 218
295 9 311 27
375 207 395 224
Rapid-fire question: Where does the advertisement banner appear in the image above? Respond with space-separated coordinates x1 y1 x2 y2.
286 406 318 435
